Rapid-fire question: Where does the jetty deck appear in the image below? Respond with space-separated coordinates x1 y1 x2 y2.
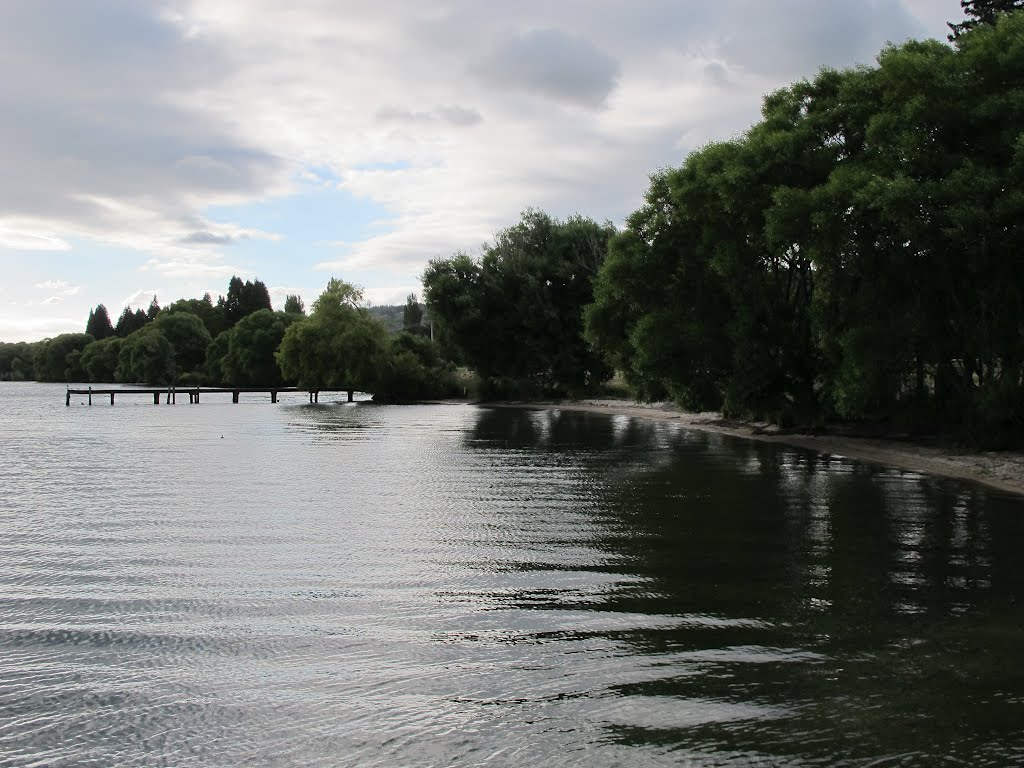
66 386 355 405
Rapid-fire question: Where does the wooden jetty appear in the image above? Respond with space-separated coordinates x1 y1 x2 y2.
66 386 355 406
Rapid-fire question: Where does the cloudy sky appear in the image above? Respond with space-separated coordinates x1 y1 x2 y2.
1 0 963 342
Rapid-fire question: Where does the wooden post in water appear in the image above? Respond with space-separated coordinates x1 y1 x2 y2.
88 386 92 406
271 390 278 404
347 390 353 402
66 389 71 406
232 391 239 403
110 392 115 405
153 392 160 405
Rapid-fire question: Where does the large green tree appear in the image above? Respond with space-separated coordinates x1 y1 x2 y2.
276 279 388 391
85 304 114 340
80 337 123 382
117 325 174 384
423 209 615 397
153 311 212 377
221 309 297 386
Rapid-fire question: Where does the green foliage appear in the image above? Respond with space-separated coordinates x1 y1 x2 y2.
153 311 212 376
165 294 227 338
423 209 615 398
276 279 388 391
205 331 231 386
220 309 297 387
948 0 1023 39
0 342 39 381
34 333 94 382
372 332 460 402
587 17 1024 445
283 294 305 316
117 325 174 384
80 337 123 383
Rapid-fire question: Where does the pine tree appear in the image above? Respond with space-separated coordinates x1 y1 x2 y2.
114 306 148 337
85 304 114 340
949 0 1024 39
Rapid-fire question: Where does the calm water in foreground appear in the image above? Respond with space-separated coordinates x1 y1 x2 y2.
1 382 1023 767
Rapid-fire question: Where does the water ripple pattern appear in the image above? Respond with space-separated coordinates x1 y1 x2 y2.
1 383 1023 767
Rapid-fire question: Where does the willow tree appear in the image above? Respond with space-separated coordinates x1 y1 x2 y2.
276 279 388 391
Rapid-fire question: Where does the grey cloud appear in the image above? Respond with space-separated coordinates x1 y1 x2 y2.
180 231 243 246
703 62 733 89
697 0 928 78
475 28 620 108
0 2 284 225
450 0 931 82
436 106 483 126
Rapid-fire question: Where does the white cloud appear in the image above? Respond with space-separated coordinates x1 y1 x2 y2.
0 223 72 251
0 0 965 337
122 289 162 309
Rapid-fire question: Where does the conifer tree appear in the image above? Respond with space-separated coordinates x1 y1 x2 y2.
85 304 114 340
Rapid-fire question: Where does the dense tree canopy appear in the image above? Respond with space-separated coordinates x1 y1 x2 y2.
220 309 297 387
117 325 174 384
586 15 1024 443
0 342 39 381
165 294 227 339
34 334 94 382
423 209 615 397
80 337 123 383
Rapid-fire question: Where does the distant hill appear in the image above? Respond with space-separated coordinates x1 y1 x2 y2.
367 303 429 335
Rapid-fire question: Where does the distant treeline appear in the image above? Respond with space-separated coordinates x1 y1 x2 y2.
0 276 461 402
5 6 1022 444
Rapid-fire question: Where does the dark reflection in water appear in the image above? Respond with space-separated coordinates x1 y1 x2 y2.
466 407 1024 766
2 386 1023 767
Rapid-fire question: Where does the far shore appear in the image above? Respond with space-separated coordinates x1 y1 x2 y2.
488 399 1024 497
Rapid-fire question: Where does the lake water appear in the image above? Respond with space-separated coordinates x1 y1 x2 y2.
2 381 1023 767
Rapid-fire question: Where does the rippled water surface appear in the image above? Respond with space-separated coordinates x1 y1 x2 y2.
2 382 1024 767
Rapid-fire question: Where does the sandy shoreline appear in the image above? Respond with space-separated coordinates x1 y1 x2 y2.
488 399 1024 497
